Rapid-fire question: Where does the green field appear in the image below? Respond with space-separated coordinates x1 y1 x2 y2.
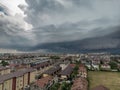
88 71 120 90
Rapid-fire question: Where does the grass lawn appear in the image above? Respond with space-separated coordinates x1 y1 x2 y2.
88 71 120 90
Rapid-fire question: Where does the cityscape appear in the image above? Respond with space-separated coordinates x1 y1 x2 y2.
0 0 120 90
0 53 120 90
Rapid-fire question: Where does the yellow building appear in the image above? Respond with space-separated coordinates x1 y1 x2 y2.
3 79 12 90
0 68 36 90
30 71 36 83
0 67 10 75
16 76 24 90
0 83 3 90
23 73 28 87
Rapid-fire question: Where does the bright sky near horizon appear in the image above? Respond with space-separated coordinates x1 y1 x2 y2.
0 0 26 15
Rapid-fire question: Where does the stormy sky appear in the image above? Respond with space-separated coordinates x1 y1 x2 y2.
0 0 120 52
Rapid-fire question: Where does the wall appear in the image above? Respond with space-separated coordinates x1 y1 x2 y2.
3 79 12 90
30 71 35 83
0 83 3 90
24 73 28 87
16 76 23 90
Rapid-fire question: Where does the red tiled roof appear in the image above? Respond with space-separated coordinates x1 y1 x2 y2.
79 64 87 72
35 76 53 88
69 64 76 68
71 77 88 90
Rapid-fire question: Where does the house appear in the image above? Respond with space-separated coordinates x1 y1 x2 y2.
59 65 73 80
59 63 69 70
100 64 111 71
0 66 10 75
92 64 99 70
34 76 53 90
78 64 87 78
43 66 61 77
69 64 76 68
33 61 50 70
71 77 88 90
9 64 18 72
85 63 91 70
91 85 110 90
92 59 100 65
8 59 23 64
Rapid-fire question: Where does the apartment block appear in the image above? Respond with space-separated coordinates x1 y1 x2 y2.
0 68 36 90
0 67 10 75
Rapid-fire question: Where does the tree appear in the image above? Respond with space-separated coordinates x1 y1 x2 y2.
109 61 117 69
50 83 60 90
70 65 79 80
1 60 9 66
73 65 79 75
61 82 71 90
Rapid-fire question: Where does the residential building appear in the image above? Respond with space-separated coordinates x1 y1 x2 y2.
0 68 36 90
59 65 73 80
78 64 87 78
71 77 88 90
33 76 53 90
101 64 111 71
43 66 61 77
0 66 10 75
92 64 99 70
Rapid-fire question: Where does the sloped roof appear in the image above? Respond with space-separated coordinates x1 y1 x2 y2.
0 68 35 83
35 76 53 88
59 65 73 76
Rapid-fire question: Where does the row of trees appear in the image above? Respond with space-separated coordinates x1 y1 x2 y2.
70 65 79 79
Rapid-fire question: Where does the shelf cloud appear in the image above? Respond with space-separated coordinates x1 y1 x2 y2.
0 0 120 52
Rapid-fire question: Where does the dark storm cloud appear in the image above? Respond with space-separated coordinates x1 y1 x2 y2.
24 0 120 36
29 26 120 51
0 0 120 52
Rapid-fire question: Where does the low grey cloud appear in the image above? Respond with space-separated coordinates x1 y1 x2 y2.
0 0 120 52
